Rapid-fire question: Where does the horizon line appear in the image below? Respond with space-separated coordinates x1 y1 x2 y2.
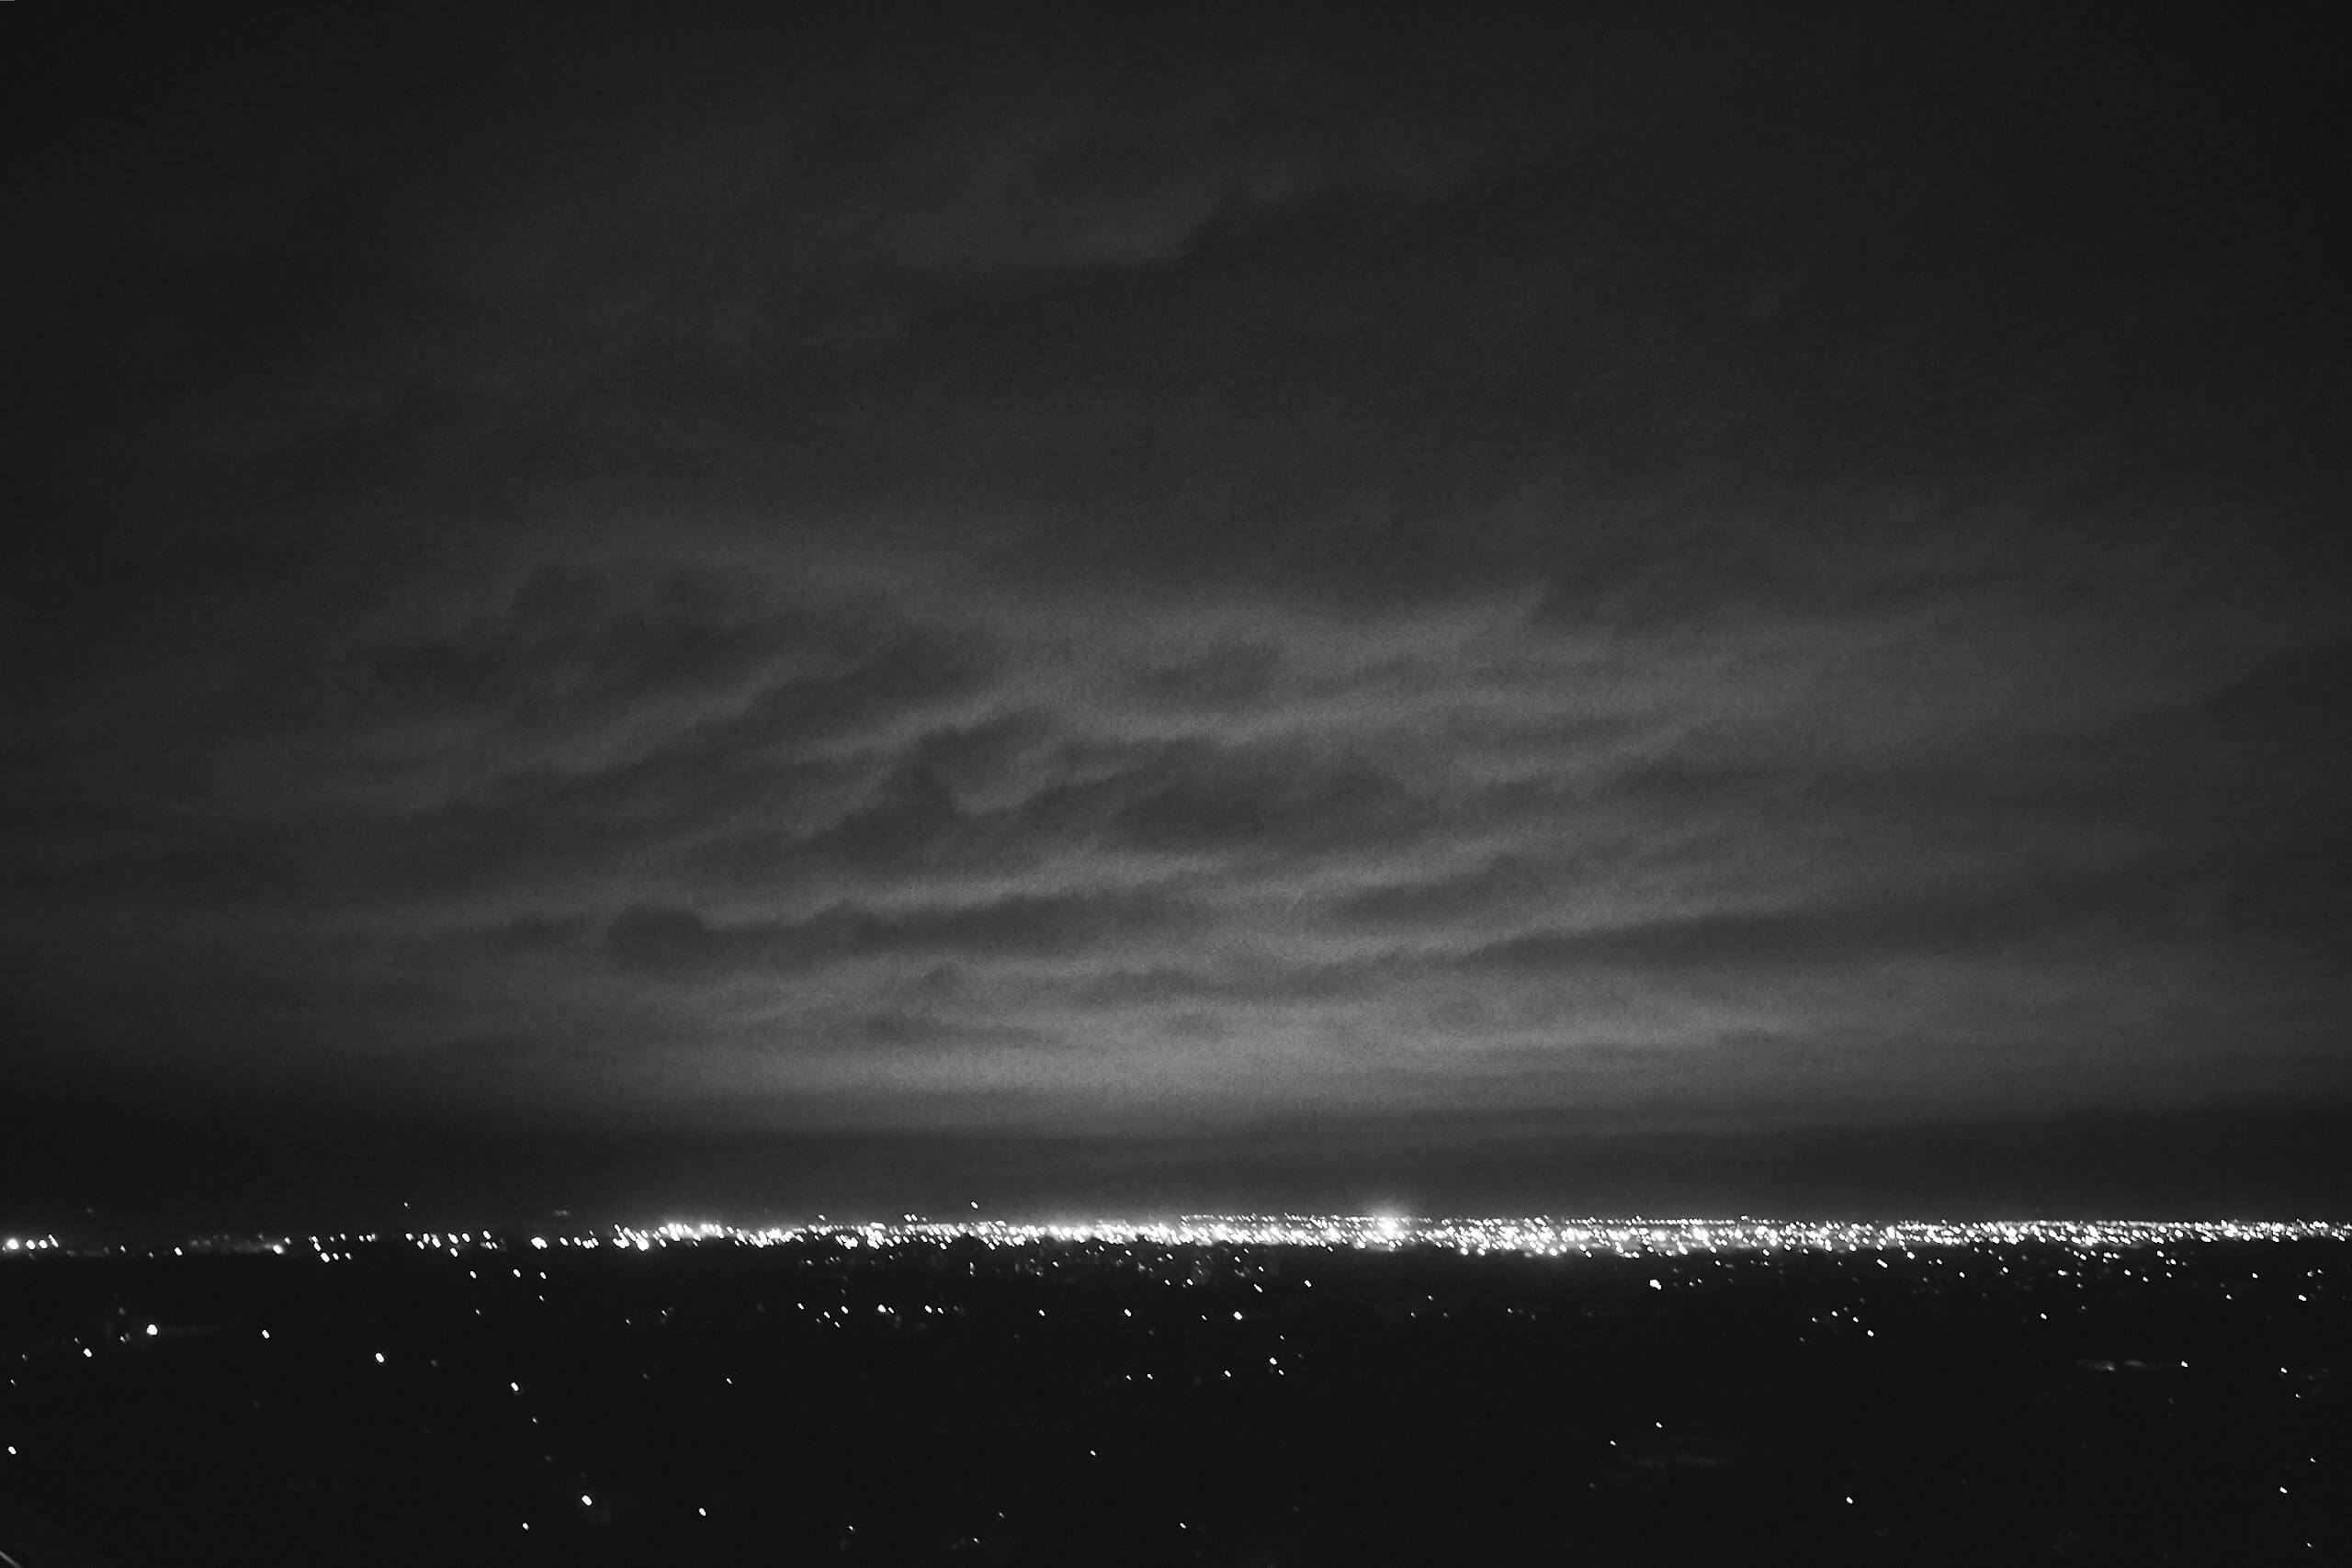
17 1213 2352 1258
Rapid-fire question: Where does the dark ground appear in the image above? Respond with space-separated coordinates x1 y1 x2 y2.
1 1232 2344 1564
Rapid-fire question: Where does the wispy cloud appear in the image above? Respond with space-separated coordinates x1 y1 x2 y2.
2 10 2346 1161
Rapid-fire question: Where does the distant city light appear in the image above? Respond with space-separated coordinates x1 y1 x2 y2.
3 1209 2339 1560
28 1215 2352 1269
312 1213 2328 1260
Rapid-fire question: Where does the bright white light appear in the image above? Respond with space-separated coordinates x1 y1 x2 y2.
146 1324 158 1337
374 1352 385 1364
581 1494 593 1506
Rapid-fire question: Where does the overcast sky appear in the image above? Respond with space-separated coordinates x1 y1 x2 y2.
4 8 2346 1230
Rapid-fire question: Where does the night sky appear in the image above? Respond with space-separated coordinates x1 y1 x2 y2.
5 7 2346 1235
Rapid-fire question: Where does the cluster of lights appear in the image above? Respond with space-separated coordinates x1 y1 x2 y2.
675 1214 2349 1258
10 1216 2337 1556
26 1216 2346 1265
399 1223 726 1256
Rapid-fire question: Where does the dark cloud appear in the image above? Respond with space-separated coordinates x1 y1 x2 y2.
606 888 1198 981
3 9 2348 1226
1133 642 1284 710
844 1011 1059 1055
1072 959 1381 1012
1459 878 2124 978
1110 744 1430 856
1330 853 1559 928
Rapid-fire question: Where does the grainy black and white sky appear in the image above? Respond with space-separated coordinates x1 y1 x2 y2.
5 6 2346 1233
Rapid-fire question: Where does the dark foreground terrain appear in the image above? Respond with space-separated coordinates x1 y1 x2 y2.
1 1226 2344 1564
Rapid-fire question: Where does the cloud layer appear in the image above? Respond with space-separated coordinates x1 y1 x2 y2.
3 10 2346 1154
